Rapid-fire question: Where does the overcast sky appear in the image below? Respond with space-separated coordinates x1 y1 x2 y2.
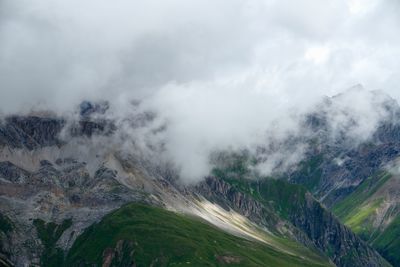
1 0 400 111
1 0 400 181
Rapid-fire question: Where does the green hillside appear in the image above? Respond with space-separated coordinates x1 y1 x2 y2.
332 171 400 266
65 203 332 267
372 216 400 266
332 172 391 237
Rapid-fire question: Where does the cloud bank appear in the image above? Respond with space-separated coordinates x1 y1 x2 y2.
1 0 400 181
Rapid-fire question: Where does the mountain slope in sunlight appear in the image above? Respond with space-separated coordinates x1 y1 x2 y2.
65 203 332 267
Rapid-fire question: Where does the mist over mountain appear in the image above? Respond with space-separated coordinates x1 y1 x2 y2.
0 90 398 267
2 1 400 266
2 0 400 181
21 87 397 184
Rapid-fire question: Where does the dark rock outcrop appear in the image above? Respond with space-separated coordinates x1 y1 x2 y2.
0 116 64 149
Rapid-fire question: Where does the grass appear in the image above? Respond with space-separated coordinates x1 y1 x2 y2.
65 203 332 267
33 218 72 267
331 171 391 239
372 215 400 266
331 171 400 266
213 165 308 221
332 171 391 221
344 198 383 237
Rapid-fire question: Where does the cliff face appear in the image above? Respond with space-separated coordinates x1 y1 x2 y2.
0 116 64 149
196 176 389 267
287 92 400 208
292 192 385 267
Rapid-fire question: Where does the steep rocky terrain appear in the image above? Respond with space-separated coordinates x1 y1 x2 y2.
0 100 394 267
196 157 389 267
288 91 400 207
284 91 400 266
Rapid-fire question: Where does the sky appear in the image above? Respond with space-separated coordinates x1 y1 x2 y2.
1 0 400 181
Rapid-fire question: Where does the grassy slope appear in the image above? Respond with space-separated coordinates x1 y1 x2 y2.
332 172 391 237
372 215 400 266
333 172 390 220
219 175 308 220
332 171 400 266
34 218 72 267
211 156 309 221
66 203 332 267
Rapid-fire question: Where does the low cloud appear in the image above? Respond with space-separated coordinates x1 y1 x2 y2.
1 0 400 182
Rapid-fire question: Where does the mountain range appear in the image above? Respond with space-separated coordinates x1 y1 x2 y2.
1 89 400 267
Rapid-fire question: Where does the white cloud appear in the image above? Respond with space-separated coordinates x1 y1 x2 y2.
305 45 331 64
348 0 381 15
1 0 400 181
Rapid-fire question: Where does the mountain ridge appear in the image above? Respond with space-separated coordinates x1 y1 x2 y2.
0 92 398 266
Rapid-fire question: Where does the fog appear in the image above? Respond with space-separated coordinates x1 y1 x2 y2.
1 0 400 182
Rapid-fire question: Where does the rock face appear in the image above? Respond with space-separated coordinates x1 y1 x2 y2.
281 90 400 208
292 192 384 267
288 109 400 208
0 116 64 150
289 140 400 207
0 114 115 150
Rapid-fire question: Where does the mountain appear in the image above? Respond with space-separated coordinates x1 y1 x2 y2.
285 90 400 266
0 94 396 267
